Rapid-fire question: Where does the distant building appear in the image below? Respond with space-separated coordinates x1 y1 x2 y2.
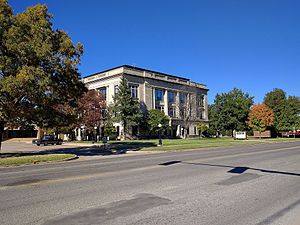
79 65 209 139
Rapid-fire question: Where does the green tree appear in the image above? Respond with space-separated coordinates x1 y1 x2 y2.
263 88 286 110
264 89 300 132
110 77 143 140
208 104 220 135
263 88 286 132
286 96 300 130
0 1 86 151
196 122 208 138
104 126 117 140
147 109 169 135
210 88 254 136
277 96 300 131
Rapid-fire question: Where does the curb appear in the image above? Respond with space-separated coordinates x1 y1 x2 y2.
64 156 79 161
0 155 79 168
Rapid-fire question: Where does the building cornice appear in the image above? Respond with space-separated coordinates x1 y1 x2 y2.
82 65 209 90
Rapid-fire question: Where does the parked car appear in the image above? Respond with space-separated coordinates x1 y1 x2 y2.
280 131 300 138
32 135 63 146
288 131 300 138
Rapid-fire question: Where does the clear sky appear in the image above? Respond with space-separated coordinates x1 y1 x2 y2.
9 0 300 104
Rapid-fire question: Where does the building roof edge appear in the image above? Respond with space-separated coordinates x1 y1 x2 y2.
83 65 208 88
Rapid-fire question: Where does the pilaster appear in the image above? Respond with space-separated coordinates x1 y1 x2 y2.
164 89 169 116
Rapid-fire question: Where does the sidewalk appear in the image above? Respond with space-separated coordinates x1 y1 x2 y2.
1 139 152 162
3 138 33 143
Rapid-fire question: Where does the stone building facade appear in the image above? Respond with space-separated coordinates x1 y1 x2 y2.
81 65 209 139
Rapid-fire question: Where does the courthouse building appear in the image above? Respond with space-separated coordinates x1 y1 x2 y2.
81 65 209 139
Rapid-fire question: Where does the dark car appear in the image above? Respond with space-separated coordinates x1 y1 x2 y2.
288 131 300 138
32 135 63 146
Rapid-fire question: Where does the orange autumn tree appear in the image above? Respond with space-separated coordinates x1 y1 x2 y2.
247 104 274 139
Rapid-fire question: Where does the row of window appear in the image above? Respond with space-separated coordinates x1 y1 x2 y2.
98 86 205 107
155 89 204 106
155 89 187 103
98 85 138 99
155 105 204 119
155 106 176 118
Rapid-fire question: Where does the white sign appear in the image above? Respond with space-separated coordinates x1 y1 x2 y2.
235 131 247 140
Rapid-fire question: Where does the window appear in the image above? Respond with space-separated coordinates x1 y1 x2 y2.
155 106 164 112
114 85 119 95
197 108 203 119
101 109 107 118
168 107 176 117
199 95 204 106
168 91 175 103
180 93 187 103
98 87 107 99
130 85 138 98
155 89 164 102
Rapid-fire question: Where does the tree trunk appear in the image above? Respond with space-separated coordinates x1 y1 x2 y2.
37 127 44 139
123 120 127 140
0 122 4 155
183 129 187 139
259 131 262 139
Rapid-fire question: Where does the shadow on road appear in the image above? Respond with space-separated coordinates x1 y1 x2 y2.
159 160 300 177
0 142 157 158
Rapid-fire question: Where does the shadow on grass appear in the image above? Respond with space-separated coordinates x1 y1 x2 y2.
0 142 157 158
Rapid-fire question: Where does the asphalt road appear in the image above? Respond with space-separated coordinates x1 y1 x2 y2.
0 141 300 225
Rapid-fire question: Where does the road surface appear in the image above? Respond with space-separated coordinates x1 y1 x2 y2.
0 141 300 225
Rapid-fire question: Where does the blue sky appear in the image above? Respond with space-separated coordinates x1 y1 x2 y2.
9 0 300 104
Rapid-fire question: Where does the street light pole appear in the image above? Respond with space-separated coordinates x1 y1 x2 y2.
294 127 296 139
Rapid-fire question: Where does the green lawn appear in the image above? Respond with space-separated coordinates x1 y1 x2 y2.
78 137 300 152
136 137 298 151
0 154 76 166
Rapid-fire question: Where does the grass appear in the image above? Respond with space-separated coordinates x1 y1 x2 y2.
145 137 299 151
0 154 76 166
129 137 298 151
77 137 300 152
